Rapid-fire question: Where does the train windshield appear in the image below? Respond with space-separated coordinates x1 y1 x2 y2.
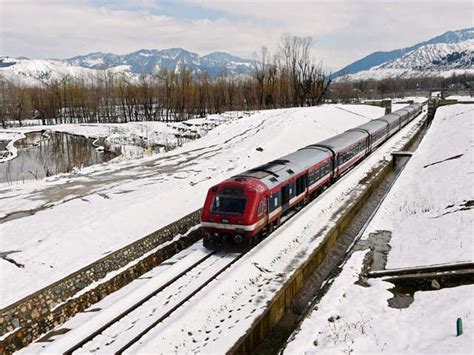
211 195 247 215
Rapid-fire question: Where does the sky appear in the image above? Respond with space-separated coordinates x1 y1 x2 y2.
0 0 472 71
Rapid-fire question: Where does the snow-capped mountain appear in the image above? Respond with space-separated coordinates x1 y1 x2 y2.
0 56 113 86
334 27 474 81
341 39 474 81
0 48 255 86
65 48 254 77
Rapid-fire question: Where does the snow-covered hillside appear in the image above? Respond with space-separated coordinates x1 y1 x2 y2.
333 27 474 79
339 39 474 81
0 48 254 86
0 56 135 86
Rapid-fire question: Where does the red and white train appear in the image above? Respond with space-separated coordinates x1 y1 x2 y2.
201 103 423 247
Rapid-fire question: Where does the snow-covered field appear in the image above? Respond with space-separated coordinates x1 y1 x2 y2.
0 104 385 308
284 103 473 353
367 103 473 268
19 102 424 354
446 95 474 102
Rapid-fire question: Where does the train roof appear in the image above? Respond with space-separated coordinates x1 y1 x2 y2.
394 108 410 117
231 103 423 191
312 130 367 153
379 112 401 125
283 146 332 169
237 146 331 190
350 119 387 134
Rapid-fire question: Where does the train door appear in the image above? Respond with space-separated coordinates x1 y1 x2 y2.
334 155 340 177
295 174 307 197
281 184 290 209
258 196 268 227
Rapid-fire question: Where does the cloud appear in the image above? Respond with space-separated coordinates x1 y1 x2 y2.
0 1 273 58
0 0 472 70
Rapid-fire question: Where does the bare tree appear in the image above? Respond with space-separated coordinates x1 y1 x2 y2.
252 46 270 108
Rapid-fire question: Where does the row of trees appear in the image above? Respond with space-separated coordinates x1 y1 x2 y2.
0 35 331 128
329 73 474 102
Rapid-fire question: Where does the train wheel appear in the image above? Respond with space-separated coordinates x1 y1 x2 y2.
247 236 254 247
268 222 274 235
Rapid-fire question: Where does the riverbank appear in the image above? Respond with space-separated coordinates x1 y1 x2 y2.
0 112 246 165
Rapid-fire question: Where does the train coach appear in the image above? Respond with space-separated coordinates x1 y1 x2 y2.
201 103 423 247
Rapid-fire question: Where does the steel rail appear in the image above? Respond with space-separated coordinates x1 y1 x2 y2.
114 252 245 354
63 251 217 355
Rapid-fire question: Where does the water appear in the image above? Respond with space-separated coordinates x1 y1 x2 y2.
0 131 118 183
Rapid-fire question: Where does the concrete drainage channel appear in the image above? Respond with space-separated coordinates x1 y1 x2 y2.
0 210 202 354
232 113 430 355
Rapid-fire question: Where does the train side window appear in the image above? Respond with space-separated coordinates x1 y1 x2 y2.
257 198 266 216
269 192 280 211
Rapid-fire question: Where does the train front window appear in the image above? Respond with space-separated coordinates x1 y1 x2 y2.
211 195 247 215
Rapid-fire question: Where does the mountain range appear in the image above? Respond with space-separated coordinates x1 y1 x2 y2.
0 27 473 86
0 49 255 86
333 27 474 81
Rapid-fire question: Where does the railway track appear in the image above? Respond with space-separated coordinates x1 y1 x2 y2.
33 201 309 354
51 248 243 354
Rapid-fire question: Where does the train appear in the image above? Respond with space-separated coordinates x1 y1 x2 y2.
201 103 423 247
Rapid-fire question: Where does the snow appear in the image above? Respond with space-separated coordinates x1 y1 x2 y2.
16 103 426 354
118 106 425 354
1 49 255 86
284 103 473 354
0 57 133 86
380 40 474 71
362 103 474 268
84 58 104 66
0 114 237 166
0 131 23 162
342 68 474 82
284 252 474 354
446 95 474 102
338 39 474 81
18 241 209 354
0 104 385 308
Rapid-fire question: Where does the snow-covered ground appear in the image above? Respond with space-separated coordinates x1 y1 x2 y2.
0 104 385 308
367 103 473 268
19 103 423 354
121 103 426 354
284 252 474 354
284 103 473 353
446 95 474 102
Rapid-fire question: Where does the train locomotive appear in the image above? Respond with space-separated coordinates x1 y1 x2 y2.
201 103 423 247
